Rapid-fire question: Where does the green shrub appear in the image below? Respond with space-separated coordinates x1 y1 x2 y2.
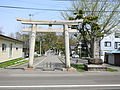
71 64 85 72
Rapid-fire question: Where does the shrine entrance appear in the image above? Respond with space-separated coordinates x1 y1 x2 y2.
17 18 83 68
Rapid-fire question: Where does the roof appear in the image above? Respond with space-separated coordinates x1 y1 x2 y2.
106 50 120 54
0 34 23 43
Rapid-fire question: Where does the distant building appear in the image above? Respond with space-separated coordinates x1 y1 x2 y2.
0 34 23 63
100 30 120 61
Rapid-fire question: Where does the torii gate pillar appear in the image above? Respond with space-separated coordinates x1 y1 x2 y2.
28 24 36 68
64 24 70 68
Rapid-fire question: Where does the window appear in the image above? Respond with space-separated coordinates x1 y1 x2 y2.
115 32 120 38
2 44 6 51
115 42 120 49
9 44 12 57
10 44 12 51
105 42 111 47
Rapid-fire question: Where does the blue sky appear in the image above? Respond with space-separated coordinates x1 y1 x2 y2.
0 0 71 35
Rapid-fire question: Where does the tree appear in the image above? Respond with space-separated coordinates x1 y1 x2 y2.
69 10 102 58
0 27 4 35
35 32 64 54
62 0 120 58
9 33 15 38
15 32 22 40
54 35 65 54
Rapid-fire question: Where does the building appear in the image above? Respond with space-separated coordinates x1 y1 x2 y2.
22 34 29 57
105 50 120 66
100 30 120 61
0 34 23 63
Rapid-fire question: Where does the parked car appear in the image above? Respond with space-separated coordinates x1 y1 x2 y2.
34 52 40 57
72 54 79 58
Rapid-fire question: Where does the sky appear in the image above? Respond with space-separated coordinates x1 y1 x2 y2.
0 0 72 36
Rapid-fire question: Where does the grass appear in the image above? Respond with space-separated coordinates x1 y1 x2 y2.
71 64 118 72
0 55 42 68
107 68 118 72
34 56 40 58
71 64 85 72
0 58 28 68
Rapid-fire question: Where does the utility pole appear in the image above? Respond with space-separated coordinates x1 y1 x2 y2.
29 14 34 20
39 40 42 56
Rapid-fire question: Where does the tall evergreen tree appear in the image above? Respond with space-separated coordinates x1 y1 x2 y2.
62 0 120 58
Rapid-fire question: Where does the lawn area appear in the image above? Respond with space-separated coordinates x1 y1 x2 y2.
0 58 28 68
71 64 118 72
107 68 118 72
71 64 85 72
0 56 42 68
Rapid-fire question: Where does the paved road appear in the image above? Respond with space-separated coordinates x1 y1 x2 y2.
2 55 120 90
8 55 65 71
0 69 120 90
35 55 65 70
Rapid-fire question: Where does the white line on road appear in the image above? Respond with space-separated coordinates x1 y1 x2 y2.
0 84 120 88
33 57 47 67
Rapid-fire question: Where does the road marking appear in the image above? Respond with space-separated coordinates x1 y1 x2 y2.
11 74 83 77
0 84 120 88
33 57 47 67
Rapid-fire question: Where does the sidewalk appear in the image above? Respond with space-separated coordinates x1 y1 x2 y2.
104 64 120 72
34 55 65 70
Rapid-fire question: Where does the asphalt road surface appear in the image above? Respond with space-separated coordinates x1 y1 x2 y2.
9 54 65 70
1 55 120 90
0 69 120 90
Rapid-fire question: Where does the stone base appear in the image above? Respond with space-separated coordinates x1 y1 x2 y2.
43 68 55 71
24 68 34 71
62 67 77 71
85 64 107 71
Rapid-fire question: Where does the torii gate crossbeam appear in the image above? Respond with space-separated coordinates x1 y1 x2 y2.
17 18 83 68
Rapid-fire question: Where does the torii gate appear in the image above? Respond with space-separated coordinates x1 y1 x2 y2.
17 18 83 68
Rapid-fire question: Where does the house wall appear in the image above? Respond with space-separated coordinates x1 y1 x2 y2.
114 54 120 66
101 33 115 51
108 54 114 65
0 38 23 63
100 32 120 61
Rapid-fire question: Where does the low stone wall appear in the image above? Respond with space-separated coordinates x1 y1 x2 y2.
84 64 107 71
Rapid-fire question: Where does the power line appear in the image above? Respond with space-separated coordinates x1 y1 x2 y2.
6 0 64 8
0 5 120 12
53 0 120 2
0 5 68 11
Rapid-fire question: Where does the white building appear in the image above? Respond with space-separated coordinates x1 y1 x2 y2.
100 30 120 61
0 34 23 63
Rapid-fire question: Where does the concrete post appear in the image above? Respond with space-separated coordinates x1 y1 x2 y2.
64 24 70 68
40 40 41 56
28 24 37 68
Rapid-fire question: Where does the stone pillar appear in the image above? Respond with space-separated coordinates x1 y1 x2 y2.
64 24 70 68
93 38 100 58
28 24 37 68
